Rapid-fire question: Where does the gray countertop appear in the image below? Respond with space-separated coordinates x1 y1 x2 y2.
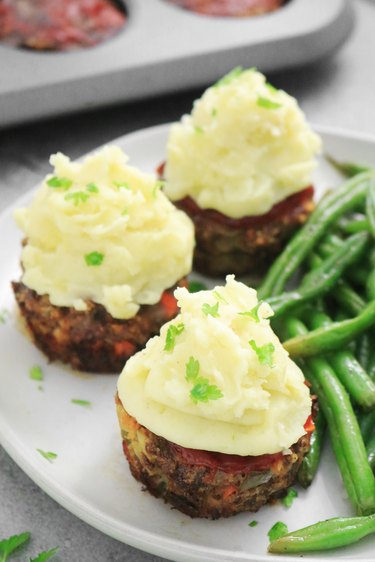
1 1 375 560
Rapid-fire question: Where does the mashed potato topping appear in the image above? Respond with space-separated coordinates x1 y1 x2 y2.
118 276 311 456
15 146 194 319
164 68 321 219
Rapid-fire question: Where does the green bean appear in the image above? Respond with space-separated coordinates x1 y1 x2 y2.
337 215 370 234
367 433 375 471
297 409 326 488
258 172 374 299
366 178 375 238
283 301 375 358
283 317 375 514
333 283 366 316
325 155 371 178
357 332 372 371
268 514 375 553
368 350 375 381
359 410 375 442
267 233 368 318
306 310 375 409
366 267 375 300
317 234 369 289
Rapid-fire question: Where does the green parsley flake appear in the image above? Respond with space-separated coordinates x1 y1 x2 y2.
211 108 218 117
265 82 278 94
268 521 288 542
84 251 104 266
212 290 228 304
164 323 185 352
249 339 275 367
86 182 99 193
153 180 165 198
248 520 258 528
37 449 57 463
190 381 223 404
214 66 244 87
121 208 129 216
185 357 223 404
257 96 282 110
282 487 298 508
64 191 90 206
238 301 264 322
71 399 91 407
185 356 200 383
29 365 43 382
202 301 220 318
30 547 59 562
188 280 208 293
194 126 204 134
0 308 9 324
113 180 130 190
47 176 72 190
0 532 31 561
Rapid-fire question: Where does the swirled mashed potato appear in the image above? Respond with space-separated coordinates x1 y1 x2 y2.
164 68 321 219
15 146 194 319
118 276 311 456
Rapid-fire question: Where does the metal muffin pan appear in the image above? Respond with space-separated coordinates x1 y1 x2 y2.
0 0 353 128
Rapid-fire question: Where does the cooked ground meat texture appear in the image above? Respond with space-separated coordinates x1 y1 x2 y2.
116 394 311 519
173 187 315 277
166 0 285 17
12 280 185 374
0 0 126 51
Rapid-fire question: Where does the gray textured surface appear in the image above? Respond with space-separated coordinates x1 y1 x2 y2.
1 1 375 560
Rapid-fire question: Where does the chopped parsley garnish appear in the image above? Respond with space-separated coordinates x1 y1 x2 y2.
153 180 165 198
238 301 264 322
0 308 9 324
282 487 298 508
185 356 200 383
185 356 223 404
211 108 218 117
265 82 278 94
164 323 185 352
113 180 130 190
257 96 282 110
84 251 104 266
64 191 90 206
212 290 228 304
268 521 288 542
46 176 72 190
194 126 204 134
248 520 258 528
71 399 91 408
214 66 244 87
30 547 59 562
29 365 43 382
202 301 220 318
37 449 57 463
249 339 275 367
188 280 208 293
0 532 31 561
121 208 129 216
86 182 99 193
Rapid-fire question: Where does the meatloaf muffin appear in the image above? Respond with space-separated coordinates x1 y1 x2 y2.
165 0 285 18
163 67 321 277
116 276 312 517
13 146 194 373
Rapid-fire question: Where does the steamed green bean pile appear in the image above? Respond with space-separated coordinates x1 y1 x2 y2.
258 168 375 554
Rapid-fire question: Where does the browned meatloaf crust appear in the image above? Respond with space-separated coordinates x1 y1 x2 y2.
174 187 314 277
116 395 311 519
12 280 186 374
166 0 285 17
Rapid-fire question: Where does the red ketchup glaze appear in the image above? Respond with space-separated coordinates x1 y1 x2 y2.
166 0 285 17
157 162 314 230
169 414 314 474
0 0 126 51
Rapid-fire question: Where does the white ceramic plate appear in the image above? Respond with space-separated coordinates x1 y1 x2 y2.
1 124 375 562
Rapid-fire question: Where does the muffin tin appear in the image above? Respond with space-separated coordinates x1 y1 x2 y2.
0 0 353 128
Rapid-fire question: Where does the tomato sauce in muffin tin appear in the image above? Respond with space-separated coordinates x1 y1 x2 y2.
0 0 126 51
